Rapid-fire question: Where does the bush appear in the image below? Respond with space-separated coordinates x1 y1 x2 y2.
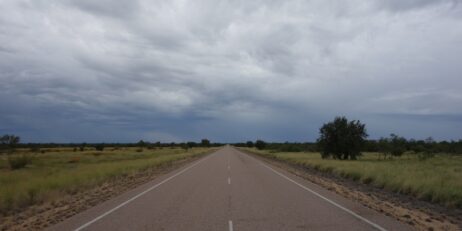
378 134 406 159
92 152 102 156
95 144 105 151
8 155 32 170
418 150 435 161
79 143 86 151
277 144 304 152
255 140 266 150
30 146 40 153
201 139 211 147
136 148 143 152
68 156 81 163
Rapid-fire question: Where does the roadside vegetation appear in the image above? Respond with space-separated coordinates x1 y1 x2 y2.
0 142 216 214
237 116 462 208
244 148 462 208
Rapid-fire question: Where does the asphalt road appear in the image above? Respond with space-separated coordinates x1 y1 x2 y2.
48 146 411 231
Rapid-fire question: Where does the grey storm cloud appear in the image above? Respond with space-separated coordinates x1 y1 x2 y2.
0 0 461 142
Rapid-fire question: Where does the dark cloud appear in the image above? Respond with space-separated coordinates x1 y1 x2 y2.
0 0 461 142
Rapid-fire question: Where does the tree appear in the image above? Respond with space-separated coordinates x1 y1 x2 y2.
378 134 406 159
137 140 147 147
246 141 254 148
95 144 105 151
317 116 367 160
255 140 266 150
418 137 436 160
201 139 210 147
0 134 20 153
187 142 197 148
181 143 189 151
389 134 406 157
79 143 87 151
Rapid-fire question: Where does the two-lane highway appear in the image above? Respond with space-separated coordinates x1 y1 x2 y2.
48 146 411 231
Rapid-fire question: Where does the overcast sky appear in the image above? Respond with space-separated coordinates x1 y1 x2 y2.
1 0 461 143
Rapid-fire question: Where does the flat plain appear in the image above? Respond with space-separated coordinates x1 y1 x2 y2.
244 148 462 208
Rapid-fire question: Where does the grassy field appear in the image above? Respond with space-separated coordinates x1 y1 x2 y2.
243 148 462 208
0 147 215 214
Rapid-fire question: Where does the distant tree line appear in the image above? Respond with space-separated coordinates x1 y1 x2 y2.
0 136 222 154
233 138 462 156
234 141 318 152
361 136 462 154
3 119 462 163
234 116 462 161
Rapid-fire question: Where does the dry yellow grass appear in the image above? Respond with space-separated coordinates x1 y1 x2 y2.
244 148 462 208
0 147 215 213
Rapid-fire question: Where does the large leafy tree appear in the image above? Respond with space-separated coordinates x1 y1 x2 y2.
317 117 367 160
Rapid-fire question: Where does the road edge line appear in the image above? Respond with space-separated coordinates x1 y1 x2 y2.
74 152 216 231
240 150 387 231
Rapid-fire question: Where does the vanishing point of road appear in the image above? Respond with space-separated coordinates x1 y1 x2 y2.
48 146 411 231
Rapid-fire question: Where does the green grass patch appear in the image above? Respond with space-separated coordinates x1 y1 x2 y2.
243 148 462 208
0 147 215 214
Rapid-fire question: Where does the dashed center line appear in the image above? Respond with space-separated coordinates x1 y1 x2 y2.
228 220 233 231
228 177 231 185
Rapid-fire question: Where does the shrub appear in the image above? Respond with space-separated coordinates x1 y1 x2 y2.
136 148 143 152
68 156 81 163
201 139 211 147
418 150 435 161
8 155 32 170
95 144 105 151
255 140 266 150
92 152 102 156
378 134 406 159
79 143 87 151
137 140 147 147
30 146 40 153
277 144 304 152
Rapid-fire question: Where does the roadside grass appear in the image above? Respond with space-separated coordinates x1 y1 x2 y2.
0 147 215 214
243 148 462 208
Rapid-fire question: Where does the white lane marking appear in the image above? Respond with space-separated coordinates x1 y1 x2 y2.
228 165 230 170
239 151 387 231
229 220 233 231
74 153 215 231
228 177 231 185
